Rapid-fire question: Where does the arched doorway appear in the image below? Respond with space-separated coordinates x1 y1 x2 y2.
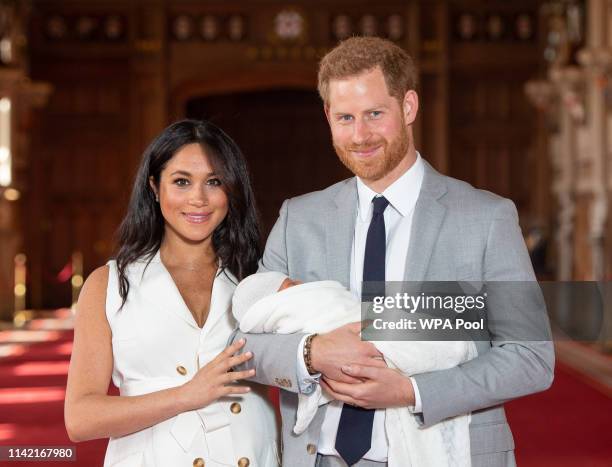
186 89 351 235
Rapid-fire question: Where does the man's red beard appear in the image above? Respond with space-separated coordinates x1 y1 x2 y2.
333 128 410 182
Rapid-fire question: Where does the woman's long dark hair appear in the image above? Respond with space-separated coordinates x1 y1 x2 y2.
115 119 261 306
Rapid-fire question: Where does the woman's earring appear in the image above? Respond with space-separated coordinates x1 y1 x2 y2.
154 194 159 202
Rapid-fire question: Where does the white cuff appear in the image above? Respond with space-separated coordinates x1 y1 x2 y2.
296 334 321 394
408 376 422 413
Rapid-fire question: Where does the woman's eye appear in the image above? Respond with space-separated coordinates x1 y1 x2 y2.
173 178 189 186
207 178 222 186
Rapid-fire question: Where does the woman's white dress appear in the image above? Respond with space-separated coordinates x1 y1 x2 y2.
103 252 279 467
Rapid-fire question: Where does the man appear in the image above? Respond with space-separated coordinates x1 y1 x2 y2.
235 36 554 467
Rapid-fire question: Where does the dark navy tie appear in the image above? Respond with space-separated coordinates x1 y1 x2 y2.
335 196 389 466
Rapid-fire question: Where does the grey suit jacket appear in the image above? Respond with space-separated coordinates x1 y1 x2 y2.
235 160 554 467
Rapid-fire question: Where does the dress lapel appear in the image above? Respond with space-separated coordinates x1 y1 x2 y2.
404 161 448 282
325 179 357 288
137 252 200 330
134 253 235 333
200 269 236 339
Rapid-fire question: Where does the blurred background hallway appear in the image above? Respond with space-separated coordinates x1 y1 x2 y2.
0 0 611 465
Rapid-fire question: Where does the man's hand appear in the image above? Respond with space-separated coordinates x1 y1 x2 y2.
310 322 385 383
320 364 415 409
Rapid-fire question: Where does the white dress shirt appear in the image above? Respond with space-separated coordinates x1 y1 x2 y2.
296 153 425 461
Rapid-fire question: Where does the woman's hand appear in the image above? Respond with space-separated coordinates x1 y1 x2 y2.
179 338 255 411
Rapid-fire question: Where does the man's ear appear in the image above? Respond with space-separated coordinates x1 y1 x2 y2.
324 104 332 125
403 90 419 125
149 176 158 199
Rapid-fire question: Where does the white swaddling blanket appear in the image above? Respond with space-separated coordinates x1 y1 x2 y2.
233 273 476 467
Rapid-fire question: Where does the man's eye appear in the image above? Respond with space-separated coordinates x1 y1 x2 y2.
207 178 222 186
339 115 353 122
173 178 189 186
370 111 382 118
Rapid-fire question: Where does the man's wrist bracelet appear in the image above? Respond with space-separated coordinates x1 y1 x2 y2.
303 333 318 375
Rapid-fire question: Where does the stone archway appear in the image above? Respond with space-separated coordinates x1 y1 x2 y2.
185 88 350 235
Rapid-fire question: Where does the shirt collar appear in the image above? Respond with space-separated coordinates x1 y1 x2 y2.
356 152 425 221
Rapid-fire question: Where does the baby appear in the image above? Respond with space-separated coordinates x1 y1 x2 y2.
233 272 476 467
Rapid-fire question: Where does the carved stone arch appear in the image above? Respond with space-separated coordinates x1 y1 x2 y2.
170 71 318 120
169 70 345 234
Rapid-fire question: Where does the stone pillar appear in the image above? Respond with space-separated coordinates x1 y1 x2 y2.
577 0 611 280
0 1 51 320
129 0 167 173
0 72 51 320
550 67 584 281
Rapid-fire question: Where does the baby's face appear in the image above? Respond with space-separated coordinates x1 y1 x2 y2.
278 278 302 291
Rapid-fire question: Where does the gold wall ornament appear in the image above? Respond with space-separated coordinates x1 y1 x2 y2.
135 39 162 53
486 14 505 40
273 9 305 41
45 15 67 40
331 14 352 41
103 15 124 40
200 15 220 41
245 45 321 62
71 251 83 312
359 14 378 37
267 7 308 45
0 96 10 187
227 15 247 42
386 14 404 41
172 15 194 41
13 252 26 325
75 16 97 39
516 13 535 41
3 187 19 201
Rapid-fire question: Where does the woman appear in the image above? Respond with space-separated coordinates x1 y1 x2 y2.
64 120 279 466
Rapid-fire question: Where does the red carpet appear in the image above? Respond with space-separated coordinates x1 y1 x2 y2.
1 320 611 466
0 327 107 467
506 362 612 466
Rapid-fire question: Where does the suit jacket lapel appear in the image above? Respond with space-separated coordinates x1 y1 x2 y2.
405 161 448 282
325 178 357 288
